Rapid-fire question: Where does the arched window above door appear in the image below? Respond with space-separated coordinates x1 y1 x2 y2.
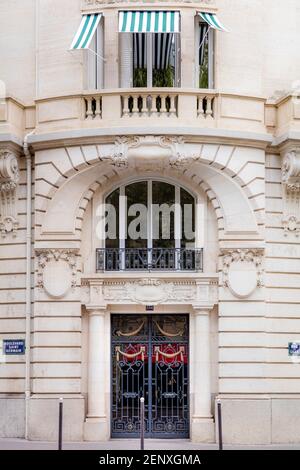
96 180 203 272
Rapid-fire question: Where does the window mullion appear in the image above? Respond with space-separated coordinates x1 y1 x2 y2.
119 186 126 270
175 185 181 250
147 181 152 268
95 27 98 89
175 185 181 270
208 28 214 88
147 33 153 87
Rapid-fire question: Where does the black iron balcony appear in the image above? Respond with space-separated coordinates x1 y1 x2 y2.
96 248 203 272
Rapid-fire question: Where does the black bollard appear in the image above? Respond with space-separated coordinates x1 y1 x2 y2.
58 397 63 450
217 400 223 450
140 397 145 450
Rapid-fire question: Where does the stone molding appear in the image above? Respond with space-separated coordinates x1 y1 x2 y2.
281 148 300 236
221 248 264 299
36 249 79 298
81 276 218 307
0 149 19 237
83 0 214 5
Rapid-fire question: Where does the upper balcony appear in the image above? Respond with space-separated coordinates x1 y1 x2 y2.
1 90 300 149
33 88 267 136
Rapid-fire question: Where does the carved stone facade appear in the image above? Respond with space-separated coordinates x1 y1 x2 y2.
221 248 264 299
282 148 300 236
81 276 218 307
0 149 19 237
36 249 79 298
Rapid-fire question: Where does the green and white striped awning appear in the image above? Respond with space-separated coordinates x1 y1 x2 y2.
119 11 180 33
198 12 228 32
70 13 102 50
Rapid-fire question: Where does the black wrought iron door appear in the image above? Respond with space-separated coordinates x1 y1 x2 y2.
111 314 189 438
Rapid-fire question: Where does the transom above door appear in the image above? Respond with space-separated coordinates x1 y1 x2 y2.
111 314 189 438
97 179 203 272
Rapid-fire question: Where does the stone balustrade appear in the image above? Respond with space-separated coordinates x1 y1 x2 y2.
197 93 215 119
85 95 102 120
82 88 217 122
121 91 178 118
5 89 300 138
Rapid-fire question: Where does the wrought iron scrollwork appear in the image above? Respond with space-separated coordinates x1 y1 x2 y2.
154 320 184 338
116 320 145 337
115 345 146 362
111 314 189 438
96 247 203 272
154 345 185 362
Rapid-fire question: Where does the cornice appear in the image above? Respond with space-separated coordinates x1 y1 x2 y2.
0 134 24 153
27 127 273 152
268 131 300 153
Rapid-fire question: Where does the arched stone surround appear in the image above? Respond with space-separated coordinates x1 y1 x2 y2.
34 137 264 244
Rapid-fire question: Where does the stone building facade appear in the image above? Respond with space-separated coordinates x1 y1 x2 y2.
0 0 300 444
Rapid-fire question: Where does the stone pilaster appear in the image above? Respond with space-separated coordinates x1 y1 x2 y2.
191 305 215 443
84 307 109 441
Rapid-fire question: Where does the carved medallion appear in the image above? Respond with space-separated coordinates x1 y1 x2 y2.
221 249 264 299
37 249 78 298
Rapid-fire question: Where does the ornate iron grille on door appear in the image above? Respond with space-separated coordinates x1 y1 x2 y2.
111 314 189 438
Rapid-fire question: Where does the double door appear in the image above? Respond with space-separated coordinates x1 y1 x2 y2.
111 314 189 438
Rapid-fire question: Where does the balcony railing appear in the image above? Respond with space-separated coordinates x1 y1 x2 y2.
82 88 218 121
85 95 102 119
96 248 203 272
121 92 178 117
34 89 268 134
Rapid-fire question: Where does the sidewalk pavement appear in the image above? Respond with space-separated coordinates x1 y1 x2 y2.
0 438 299 450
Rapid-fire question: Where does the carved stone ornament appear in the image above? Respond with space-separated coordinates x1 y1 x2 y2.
159 136 188 169
115 135 188 171
281 149 300 236
221 248 264 299
99 136 140 168
0 149 19 237
164 137 206 170
82 276 218 307
36 249 78 298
